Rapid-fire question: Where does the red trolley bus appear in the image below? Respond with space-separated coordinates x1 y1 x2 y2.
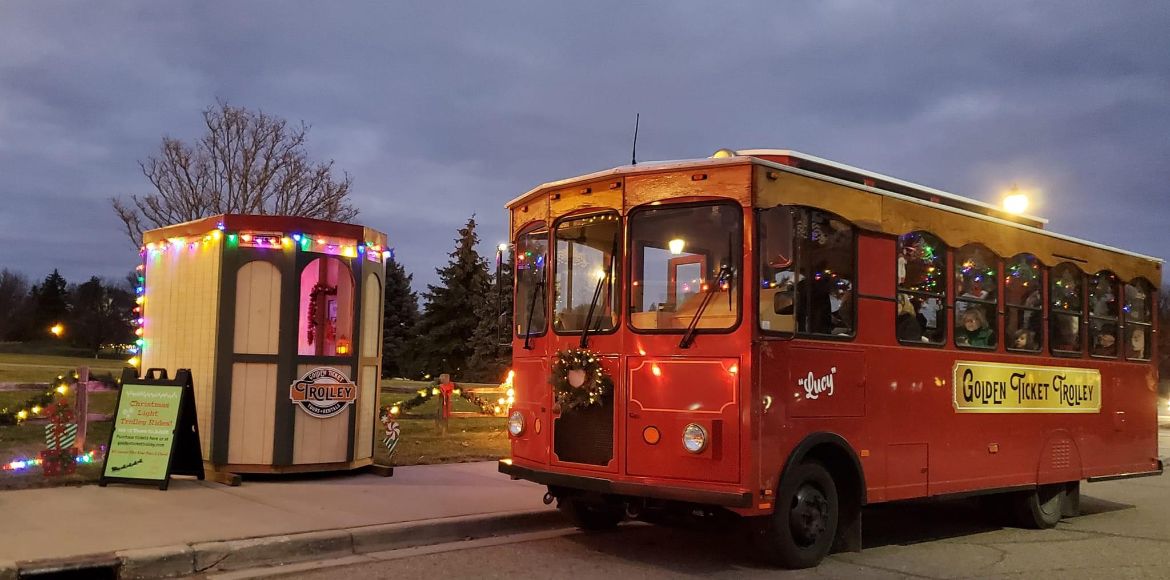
498 149 1162 567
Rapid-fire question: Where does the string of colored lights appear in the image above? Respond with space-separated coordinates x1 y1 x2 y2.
2 449 103 473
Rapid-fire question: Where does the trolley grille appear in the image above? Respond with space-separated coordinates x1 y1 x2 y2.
553 399 614 466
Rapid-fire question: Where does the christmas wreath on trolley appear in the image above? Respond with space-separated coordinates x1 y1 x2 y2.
550 348 613 413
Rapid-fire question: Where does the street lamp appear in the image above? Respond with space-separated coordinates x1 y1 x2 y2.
1003 185 1029 215
49 323 64 338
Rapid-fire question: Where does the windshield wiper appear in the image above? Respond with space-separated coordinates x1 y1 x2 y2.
579 233 619 349
679 264 734 349
521 269 545 350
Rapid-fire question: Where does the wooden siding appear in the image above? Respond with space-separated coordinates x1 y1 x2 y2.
233 261 281 355
361 275 381 358
292 363 351 464
356 364 378 460
227 362 277 464
141 243 222 460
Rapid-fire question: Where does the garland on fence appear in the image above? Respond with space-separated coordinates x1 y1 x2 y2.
549 349 611 412
384 380 508 418
0 371 75 426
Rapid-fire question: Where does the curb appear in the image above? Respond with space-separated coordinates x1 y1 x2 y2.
15 508 565 579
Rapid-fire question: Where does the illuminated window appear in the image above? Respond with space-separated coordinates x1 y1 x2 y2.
1088 271 1120 358
954 245 998 349
298 257 354 356
1123 278 1154 361
896 231 946 345
1049 262 1084 356
1005 254 1042 352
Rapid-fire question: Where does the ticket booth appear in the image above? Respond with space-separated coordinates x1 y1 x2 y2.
136 214 388 474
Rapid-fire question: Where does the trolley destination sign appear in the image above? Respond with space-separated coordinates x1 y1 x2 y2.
953 361 1101 413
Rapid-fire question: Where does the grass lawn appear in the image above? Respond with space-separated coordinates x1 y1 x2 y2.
0 420 112 490
0 353 126 384
374 390 509 466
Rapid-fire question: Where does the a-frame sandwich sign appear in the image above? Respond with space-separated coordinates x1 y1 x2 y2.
99 368 204 490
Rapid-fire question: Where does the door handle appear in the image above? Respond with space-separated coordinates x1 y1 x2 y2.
628 412 640 419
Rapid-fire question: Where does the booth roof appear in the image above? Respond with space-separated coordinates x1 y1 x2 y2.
142 214 387 247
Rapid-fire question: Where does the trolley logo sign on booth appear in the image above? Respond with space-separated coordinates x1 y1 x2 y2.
290 367 358 418
953 361 1101 413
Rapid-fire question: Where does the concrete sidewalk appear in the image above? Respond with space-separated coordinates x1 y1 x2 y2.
0 461 559 578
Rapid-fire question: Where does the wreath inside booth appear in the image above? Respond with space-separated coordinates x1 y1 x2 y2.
550 348 612 413
306 283 338 345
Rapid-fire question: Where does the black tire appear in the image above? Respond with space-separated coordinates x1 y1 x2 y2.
1013 483 1065 529
561 498 623 532
755 461 839 569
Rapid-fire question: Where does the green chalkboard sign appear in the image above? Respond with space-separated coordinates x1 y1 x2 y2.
100 368 204 490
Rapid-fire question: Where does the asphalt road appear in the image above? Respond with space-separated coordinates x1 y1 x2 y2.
251 426 1170 580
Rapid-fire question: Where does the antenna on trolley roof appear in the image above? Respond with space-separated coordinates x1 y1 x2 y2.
630 113 640 166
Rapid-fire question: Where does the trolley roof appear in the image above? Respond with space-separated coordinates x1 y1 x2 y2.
506 149 1162 270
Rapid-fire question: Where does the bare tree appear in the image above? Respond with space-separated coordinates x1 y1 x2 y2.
112 100 358 245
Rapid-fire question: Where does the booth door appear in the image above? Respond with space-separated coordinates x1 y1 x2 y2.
229 260 281 465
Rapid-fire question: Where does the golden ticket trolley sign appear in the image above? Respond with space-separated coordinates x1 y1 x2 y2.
100 368 205 490
290 367 358 419
954 361 1102 413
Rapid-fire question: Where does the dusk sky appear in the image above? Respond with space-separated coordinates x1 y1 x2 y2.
1 2 1167 291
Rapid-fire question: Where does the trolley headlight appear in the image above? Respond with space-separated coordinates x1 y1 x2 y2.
507 410 525 437
682 423 708 454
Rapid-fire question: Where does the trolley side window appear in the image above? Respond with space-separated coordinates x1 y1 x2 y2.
759 206 856 338
629 203 742 332
1088 271 1120 358
1049 262 1085 356
895 231 946 345
954 244 999 349
1005 253 1043 352
1124 278 1154 361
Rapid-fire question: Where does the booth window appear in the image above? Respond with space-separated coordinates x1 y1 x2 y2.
1124 278 1153 361
1004 253 1043 352
1088 271 1120 358
1049 262 1084 356
298 257 354 356
514 223 549 338
630 202 741 332
895 231 946 345
553 212 620 334
954 245 998 349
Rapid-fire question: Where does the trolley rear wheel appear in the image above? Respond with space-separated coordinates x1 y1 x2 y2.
1013 483 1066 529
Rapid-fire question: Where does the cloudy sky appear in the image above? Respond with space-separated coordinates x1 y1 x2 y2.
1 1 1167 291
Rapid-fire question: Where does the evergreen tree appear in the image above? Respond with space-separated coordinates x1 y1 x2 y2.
466 253 514 383
414 216 492 378
30 269 69 337
382 258 420 378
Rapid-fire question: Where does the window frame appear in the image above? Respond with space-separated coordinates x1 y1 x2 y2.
513 221 550 339
1004 253 1044 354
1088 270 1121 359
1123 278 1155 362
756 205 858 341
894 230 948 348
952 243 1000 351
551 210 622 337
1048 262 1086 358
626 200 744 336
